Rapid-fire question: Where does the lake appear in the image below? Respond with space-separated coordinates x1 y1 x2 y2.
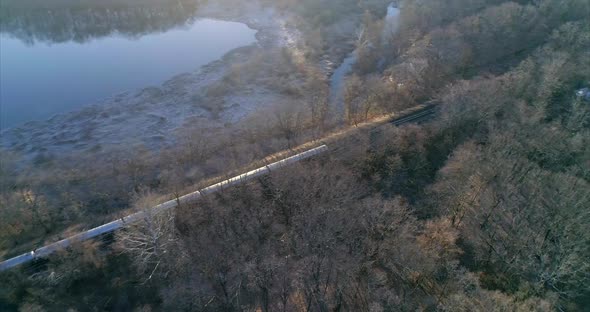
0 0 257 129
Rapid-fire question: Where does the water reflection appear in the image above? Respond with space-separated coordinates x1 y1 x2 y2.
0 0 200 45
0 0 257 129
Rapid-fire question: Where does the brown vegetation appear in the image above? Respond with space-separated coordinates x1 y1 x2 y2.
1 0 589 311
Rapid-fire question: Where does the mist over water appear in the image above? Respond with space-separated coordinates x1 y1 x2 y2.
0 0 257 129
329 3 401 114
385 3 401 38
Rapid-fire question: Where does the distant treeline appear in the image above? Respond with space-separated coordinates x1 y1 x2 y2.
0 0 201 44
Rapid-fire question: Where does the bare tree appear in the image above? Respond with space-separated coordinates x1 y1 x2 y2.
117 192 181 281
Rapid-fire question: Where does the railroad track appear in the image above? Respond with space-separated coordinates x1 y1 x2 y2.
390 106 436 125
0 104 438 272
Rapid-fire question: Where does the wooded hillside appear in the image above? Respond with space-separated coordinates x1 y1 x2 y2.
1 0 589 311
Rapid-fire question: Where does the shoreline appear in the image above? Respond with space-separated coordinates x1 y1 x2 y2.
1 1 300 162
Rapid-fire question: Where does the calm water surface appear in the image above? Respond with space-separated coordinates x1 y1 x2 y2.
0 0 256 129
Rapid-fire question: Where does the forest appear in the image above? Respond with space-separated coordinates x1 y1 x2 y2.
1 0 589 311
